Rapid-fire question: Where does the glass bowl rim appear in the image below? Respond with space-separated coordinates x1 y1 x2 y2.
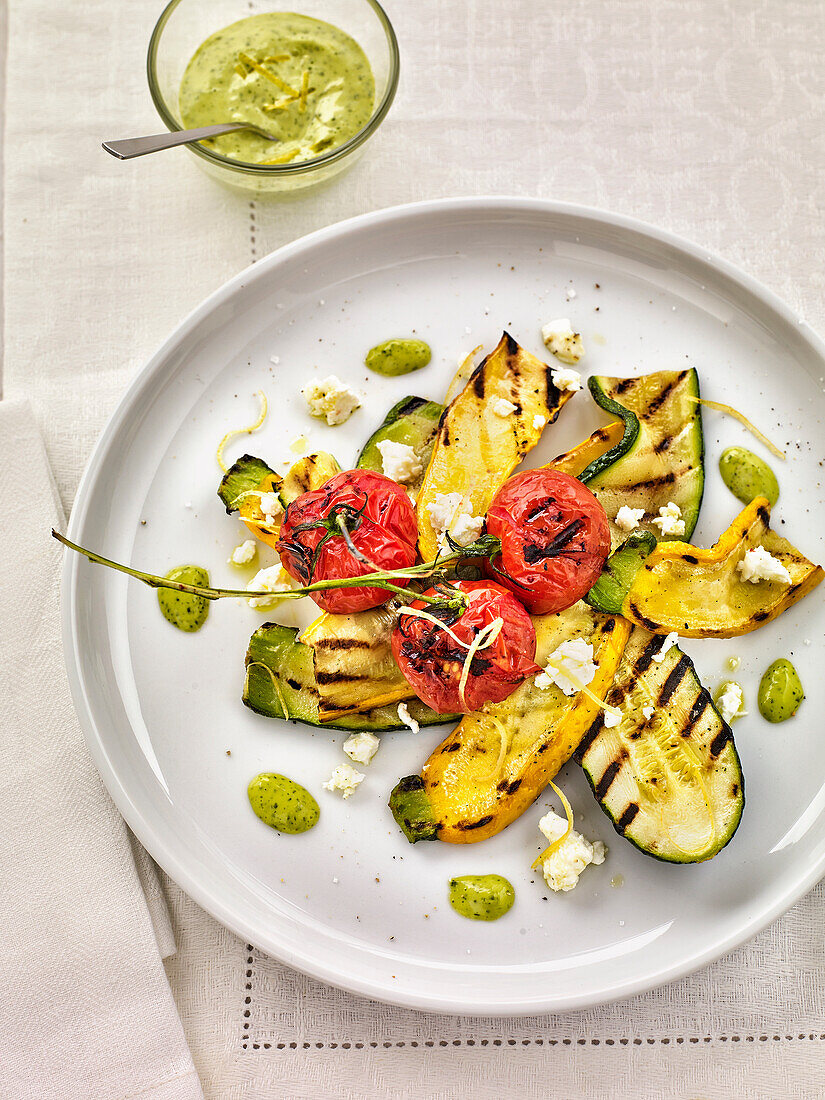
146 0 400 175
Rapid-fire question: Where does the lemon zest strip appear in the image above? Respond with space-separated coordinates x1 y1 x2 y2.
687 396 785 460
216 390 268 472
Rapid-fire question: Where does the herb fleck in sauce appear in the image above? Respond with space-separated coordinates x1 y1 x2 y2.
448 874 515 921
179 13 375 166
365 338 432 377
248 772 320 834
158 565 210 632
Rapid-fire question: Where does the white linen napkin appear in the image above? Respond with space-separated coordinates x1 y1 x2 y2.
0 399 203 1100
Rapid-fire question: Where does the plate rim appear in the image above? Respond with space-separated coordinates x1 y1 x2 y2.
61 196 825 1014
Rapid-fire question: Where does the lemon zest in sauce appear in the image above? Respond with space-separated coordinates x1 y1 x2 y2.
299 70 310 112
216 390 268 472
259 148 299 165
238 52 300 97
687 397 785 460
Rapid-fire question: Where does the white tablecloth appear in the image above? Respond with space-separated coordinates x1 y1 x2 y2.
6 0 825 1095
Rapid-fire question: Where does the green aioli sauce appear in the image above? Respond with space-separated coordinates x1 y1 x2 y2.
719 446 779 506
179 13 375 166
158 565 210 632
365 338 432 377
758 658 805 723
248 772 320 834
448 874 515 921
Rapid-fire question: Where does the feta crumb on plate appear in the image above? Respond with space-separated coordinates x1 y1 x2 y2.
343 731 380 766
302 375 361 426
651 501 685 537
323 763 365 798
425 492 484 551
537 810 606 893
614 505 645 533
246 564 292 608
228 539 258 566
541 318 585 365
551 365 583 393
492 397 517 417
376 440 423 485
716 681 747 724
652 631 679 662
397 701 420 734
736 545 792 585
535 639 596 696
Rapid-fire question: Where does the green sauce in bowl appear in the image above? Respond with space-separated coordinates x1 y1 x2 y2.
179 12 375 166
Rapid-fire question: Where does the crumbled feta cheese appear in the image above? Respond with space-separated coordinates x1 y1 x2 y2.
425 492 484 551
343 731 380 766
323 763 365 798
566 286 577 301
642 705 655 720
652 631 679 662
302 375 361 426
551 365 583 392
736 545 792 585
492 397 517 417
603 710 621 728
397 701 420 734
533 414 547 432
376 440 423 485
270 354 280 365
716 681 746 724
259 491 283 522
538 810 606 893
615 505 645 533
246 564 292 608
651 501 685 537
541 318 585 365
535 639 596 696
228 539 258 566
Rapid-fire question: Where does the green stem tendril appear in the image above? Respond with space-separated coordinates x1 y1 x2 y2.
51 529 499 610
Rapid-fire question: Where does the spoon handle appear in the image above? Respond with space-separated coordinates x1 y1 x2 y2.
102 123 249 160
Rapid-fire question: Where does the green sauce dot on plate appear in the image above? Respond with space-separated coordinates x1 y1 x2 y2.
719 446 779 506
248 772 320 834
448 874 515 921
365 338 432 377
758 658 804 723
158 565 210 632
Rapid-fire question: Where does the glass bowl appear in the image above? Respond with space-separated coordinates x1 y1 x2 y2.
148 0 399 195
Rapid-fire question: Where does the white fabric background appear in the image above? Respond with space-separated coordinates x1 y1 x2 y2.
5 0 825 1095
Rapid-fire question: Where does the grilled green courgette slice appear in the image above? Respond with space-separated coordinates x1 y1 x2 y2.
356 396 443 496
243 623 449 732
279 452 341 507
580 369 705 548
585 532 657 614
575 628 744 862
218 454 278 514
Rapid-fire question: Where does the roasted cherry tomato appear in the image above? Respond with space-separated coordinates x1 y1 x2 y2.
485 470 610 614
275 470 418 613
391 580 538 714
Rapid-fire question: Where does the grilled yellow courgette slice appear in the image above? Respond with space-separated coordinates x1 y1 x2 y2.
279 452 341 506
300 606 416 720
623 498 824 637
576 628 744 862
580 369 705 548
415 332 575 558
389 605 631 843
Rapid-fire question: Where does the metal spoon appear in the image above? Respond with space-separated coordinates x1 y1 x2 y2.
102 123 278 160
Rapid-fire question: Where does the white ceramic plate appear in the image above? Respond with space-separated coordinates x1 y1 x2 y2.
63 198 825 1014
